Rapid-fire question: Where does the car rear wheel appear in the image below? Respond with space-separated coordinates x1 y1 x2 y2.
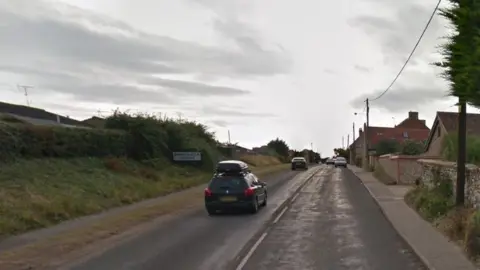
250 198 259 214
261 194 267 207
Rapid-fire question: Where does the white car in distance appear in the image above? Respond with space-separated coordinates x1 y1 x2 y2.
334 157 347 168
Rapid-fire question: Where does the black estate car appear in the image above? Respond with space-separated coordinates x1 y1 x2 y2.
291 157 308 170
204 160 267 215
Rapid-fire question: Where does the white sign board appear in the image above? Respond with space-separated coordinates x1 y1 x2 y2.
173 152 202 161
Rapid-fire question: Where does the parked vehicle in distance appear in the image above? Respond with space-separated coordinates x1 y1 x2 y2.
334 156 347 168
326 157 334 165
291 157 308 170
204 160 267 215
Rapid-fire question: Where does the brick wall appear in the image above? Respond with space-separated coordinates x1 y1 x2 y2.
376 154 441 185
418 159 480 208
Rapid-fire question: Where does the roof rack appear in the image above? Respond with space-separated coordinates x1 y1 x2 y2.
215 160 249 174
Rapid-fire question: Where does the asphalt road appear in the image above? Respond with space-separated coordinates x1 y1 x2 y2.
70 168 309 270
239 167 427 270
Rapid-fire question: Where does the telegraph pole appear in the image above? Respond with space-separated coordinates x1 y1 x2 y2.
457 99 466 205
364 98 370 169
353 122 355 142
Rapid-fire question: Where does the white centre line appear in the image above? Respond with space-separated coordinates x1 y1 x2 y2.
291 192 300 202
272 206 288 224
235 232 268 270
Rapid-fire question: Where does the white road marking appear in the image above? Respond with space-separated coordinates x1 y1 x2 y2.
291 193 300 202
235 232 268 270
273 206 288 224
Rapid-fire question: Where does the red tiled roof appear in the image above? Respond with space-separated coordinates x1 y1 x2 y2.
437 111 480 135
367 126 430 148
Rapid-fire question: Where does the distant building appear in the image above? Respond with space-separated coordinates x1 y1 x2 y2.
351 111 430 159
0 101 91 128
424 111 480 157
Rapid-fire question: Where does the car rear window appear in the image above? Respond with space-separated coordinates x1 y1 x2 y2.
292 158 305 162
209 177 248 190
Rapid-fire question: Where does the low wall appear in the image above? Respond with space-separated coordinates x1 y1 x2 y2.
418 159 480 208
376 154 440 185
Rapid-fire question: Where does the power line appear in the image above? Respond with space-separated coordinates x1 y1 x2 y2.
370 0 442 102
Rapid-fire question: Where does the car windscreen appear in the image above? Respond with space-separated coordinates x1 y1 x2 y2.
336 157 346 161
209 177 248 190
292 158 305 162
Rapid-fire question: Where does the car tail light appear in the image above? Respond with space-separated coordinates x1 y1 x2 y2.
244 187 255 197
204 188 212 197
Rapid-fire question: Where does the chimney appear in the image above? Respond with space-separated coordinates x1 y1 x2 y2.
408 111 419 119
56 115 61 123
359 128 363 136
420 120 426 126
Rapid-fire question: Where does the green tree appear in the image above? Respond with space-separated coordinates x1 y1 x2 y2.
435 0 480 205
401 140 425 155
333 148 350 160
374 139 399 156
267 138 289 158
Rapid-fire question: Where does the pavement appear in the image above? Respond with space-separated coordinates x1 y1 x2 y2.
349 166 477 270
238 166 426 270
62 166 322 270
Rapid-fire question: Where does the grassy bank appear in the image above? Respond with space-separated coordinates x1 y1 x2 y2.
0 156 288 237
405 183 480 265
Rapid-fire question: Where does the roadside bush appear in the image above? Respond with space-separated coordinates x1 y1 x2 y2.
443 134 480 164
0 111 220 171
464 210 480 258
0 123 127 160
404 177 454 221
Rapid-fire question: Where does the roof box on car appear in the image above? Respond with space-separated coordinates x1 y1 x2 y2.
215 160 249 174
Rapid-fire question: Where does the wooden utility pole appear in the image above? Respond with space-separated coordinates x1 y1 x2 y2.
364 98 370 169
457 99 466 205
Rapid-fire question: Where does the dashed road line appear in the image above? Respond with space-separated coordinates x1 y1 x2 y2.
272 206 288 224
235 232 268 270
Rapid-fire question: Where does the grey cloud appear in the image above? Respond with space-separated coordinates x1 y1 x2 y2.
324 69 336 74
201 106 277 118
141 77 249 96
42 83 172 105
0 0 291 107
0 2 289 78
354 65 371 72
350 85 448 113
348 1 446 66
209 119 229 127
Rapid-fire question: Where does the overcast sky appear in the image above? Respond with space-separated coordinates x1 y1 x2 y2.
0 0 476 155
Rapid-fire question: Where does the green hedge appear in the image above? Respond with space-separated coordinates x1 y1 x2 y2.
0 112 220 170
0 123 127 160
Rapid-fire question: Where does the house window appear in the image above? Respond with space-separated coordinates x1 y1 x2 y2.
403 131 408 138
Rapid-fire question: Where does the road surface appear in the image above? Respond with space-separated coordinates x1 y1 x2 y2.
238 167 426 270
70 168 311 270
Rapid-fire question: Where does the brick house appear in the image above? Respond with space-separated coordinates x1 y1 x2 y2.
424 111 480 157
351 111 430 161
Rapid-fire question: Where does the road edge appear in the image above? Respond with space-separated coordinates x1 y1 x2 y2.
347 166 477 270
227 166 323 270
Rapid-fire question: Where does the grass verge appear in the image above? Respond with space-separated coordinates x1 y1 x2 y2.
405 184 480 266
0 158 289 270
